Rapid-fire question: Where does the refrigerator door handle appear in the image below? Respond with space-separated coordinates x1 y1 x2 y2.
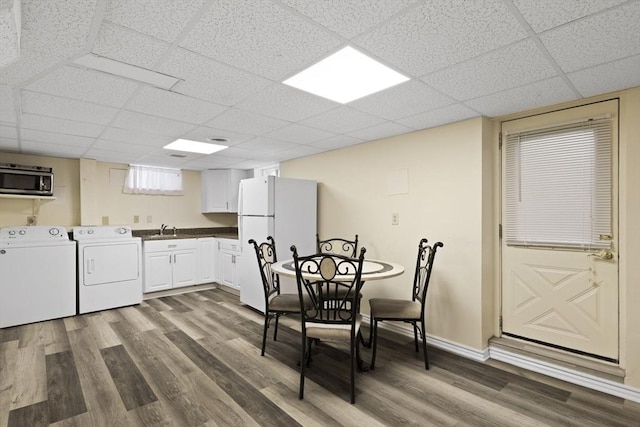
237 181 244 216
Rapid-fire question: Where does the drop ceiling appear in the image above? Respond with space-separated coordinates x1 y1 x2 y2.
0 0 638 171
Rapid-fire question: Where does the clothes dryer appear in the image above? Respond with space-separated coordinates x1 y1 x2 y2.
73 225 142 314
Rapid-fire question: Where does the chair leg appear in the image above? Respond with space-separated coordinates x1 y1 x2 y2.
273 313 280 341
261 314 269 356
370 319 378 370
413 322 419 352
299 333 307 400
421 319 429 370
350 335 356 404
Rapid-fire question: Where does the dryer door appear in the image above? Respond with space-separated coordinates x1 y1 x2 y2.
82 242 140 286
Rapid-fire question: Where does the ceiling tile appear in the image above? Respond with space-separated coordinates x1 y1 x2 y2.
355 0 527 76
111 111 196 137
180 0 343 80
25 66 140 107
92 21 171 69
206 108 289 135
236 83 337 122
350 80 455 120
346 121 414 141
308 134 365 150
181 126 253 146
422 39 558 101
396 103 479 130
275 144 328 161
568 54 640 98
20 114 105 138
21 91 119 125
300 106 386 134
21 0 96 57
279 0 420 39
126 86 227 124
159 48 272 106
0 84 16 123
539 2 640 73
465 77 578 117
181 156 243 170
265 123 335 144
0 137 19 151
20 128 95 147
513 0 627 33
0 124 17 139
105 0 207 42
0 49 62 86
100 127 173 147
90 139 152 155
236 137 300 153
21 140 87 157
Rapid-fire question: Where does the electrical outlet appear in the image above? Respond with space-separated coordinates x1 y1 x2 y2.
133 215 139 223
102 216 109 225
27 215 36 225
392 212 399 225
147 215 152 223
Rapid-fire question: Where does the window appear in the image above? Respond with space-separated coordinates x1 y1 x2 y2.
123 164 184 195
504 117 612 249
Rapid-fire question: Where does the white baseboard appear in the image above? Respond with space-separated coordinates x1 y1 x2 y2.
490 346 640 403
365 316 640 403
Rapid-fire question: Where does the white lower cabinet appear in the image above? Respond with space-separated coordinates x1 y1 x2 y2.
198 237 216 284
143 239 198 293
215 238 241 290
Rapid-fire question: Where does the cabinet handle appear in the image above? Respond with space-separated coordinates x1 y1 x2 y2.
174 254 177 263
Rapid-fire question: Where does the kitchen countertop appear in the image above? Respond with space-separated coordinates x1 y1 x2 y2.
133 227 238 241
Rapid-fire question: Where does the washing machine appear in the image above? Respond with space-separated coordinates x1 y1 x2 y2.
0 226 76 328
73 225 142 314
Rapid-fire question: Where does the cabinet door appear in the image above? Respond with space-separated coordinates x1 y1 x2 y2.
201 170 229 213
144 252 172 292
220 250 238 289
198 238 215 284
173 249 198 288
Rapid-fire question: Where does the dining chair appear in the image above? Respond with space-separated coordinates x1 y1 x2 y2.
316 234 359 257
368 238 443 370
316 234 361 303
291 245 367 404
248 236 301 357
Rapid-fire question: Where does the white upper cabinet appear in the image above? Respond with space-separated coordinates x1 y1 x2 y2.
201 169 249 213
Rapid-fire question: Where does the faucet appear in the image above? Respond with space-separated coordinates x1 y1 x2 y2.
160 224 168 235
172 226 177 236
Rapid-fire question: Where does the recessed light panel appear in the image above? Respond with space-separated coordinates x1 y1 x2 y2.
163 139 228 154
283 46 409 104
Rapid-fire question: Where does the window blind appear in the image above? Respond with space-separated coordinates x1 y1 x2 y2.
504 118 612 249
123 164 184 195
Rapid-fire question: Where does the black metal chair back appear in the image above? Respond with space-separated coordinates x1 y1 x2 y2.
316 234 359 257
413 238 444 308
249 236 279 303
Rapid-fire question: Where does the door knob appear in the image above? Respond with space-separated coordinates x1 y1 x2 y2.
589 250 613 260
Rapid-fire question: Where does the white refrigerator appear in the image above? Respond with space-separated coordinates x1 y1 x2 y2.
238 176 317 313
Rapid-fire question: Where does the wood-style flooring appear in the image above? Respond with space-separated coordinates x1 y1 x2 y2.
0 288 638 426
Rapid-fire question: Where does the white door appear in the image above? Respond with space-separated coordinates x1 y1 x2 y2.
144 252 172 292
238 176 274 216
82 243 140 286
501 100 619 361
173 249 198 288
239 216 274 312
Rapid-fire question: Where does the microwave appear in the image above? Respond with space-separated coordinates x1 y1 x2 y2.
0 163 54 196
